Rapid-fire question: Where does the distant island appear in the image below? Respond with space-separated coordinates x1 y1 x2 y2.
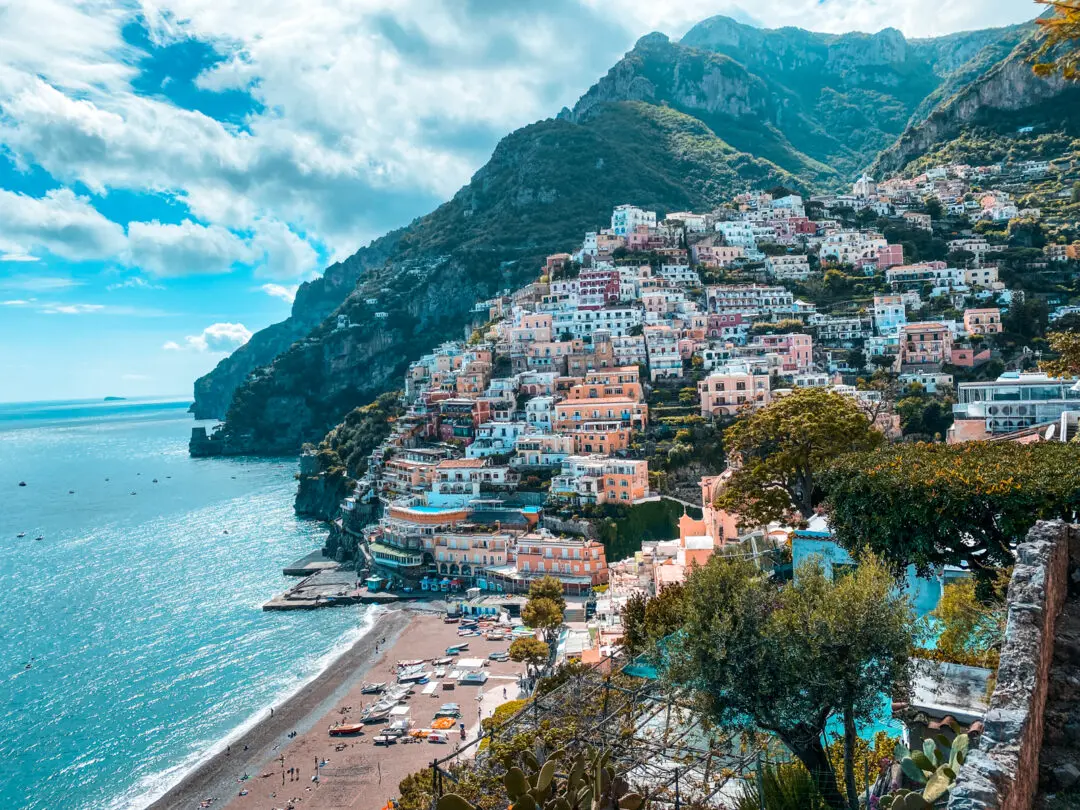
103 397 127 402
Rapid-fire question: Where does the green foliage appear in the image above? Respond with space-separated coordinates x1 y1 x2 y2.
664 553 917 810
528 576 568 614
438 746 644 810
586 499 695 562
923 576 1007 669
314 391 404 477
620 583 687 658
523 597 564 646
880 730 969 809
1042 330 1080 378
716 387 884 526
509 637 551 677
736 762 828 810
822 442 1080 575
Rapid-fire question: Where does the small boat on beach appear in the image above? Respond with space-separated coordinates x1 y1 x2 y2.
458 671 489 686
445 643 468 655
329 723 365 736
360 681 386 694
397 659 425 668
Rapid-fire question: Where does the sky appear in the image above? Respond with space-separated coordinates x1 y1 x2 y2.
0 0 1039 403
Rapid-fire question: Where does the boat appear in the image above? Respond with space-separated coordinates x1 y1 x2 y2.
458 671 489 686
397 659 425 668
362 706 392 724
445 643 468 654
16 533 24 538
329 723 365 736
373 735 398 746
361 681 386 694
427 731 450 744
397 667 430 684
432 657 454 667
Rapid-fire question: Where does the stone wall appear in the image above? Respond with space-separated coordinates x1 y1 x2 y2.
947 520 1076 810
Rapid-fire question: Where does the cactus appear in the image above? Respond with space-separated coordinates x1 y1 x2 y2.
878 731 969 809
437 746 644 810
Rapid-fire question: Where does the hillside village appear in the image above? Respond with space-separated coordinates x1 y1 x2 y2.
298 156 1079 608
261 151 1080 809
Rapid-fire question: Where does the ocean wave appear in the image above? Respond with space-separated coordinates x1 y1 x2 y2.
101 607 383 810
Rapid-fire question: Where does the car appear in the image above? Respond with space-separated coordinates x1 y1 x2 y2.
488 651 510 662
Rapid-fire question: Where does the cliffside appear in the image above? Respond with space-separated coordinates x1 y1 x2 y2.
204 101 794 455
192 12 1068 464
871 42 1069 176
191 228 405 419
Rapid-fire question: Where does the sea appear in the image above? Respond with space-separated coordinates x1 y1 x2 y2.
0 398 374 810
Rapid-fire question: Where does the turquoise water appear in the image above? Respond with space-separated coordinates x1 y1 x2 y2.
0 399 371 810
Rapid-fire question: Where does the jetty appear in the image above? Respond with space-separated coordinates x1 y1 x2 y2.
283 549 340 577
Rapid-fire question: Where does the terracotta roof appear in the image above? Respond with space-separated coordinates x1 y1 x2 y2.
437 458 486 469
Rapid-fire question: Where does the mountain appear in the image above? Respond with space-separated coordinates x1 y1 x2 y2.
199 102 795 453
191 13 1069 456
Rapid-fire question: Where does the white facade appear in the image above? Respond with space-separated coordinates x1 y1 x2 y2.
611 205 656 237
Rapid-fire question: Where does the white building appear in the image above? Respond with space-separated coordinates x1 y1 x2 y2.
611 205 656 237
764 254 813 280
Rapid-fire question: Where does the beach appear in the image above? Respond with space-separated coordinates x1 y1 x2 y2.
148 610 527 810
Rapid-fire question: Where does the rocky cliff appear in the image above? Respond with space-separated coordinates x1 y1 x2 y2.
871 42 1069 176
191 228 405 419
193 12 1069 464
202 101 794 455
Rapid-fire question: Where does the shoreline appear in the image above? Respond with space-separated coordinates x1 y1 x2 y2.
145 609 414 810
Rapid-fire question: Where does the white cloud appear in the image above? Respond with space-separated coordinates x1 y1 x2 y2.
163 322 253 352
40 303 106 314
125 219 254 277
2 299 33 306
0 0 1038 276
106 276 165 291
121 373 153 381
0 253 40 262
0 187 126 260
260 282 299 303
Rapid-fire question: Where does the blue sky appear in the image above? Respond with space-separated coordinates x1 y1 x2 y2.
0 0 1038 402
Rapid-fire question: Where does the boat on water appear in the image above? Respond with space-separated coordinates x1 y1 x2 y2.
361 681 386 694
329 723 365 736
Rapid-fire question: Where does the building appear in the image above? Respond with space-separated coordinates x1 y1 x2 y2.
513 532 608 589
644 325 682 381
611 205 656 237
873 294 907 334
550 456 650 504
903 212 933 231
691 240 747 268
949 371 1080 438
764 254 813 280
698 365 771 417
512 433 573 468
963 308 1002 335
897 322 954 369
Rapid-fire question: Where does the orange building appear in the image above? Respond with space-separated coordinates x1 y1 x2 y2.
514 533 608 587
963 308 1002 335
571 421 631 455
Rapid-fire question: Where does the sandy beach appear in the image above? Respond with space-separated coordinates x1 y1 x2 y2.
148 610 526 810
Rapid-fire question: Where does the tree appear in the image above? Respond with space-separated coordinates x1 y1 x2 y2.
509 636 550 677
1032 0 1080 79
715 387 885 526
924 197 943 219
664 554 916 810
620 583 687 658
822 442 1080 576
528 575 567 613
928 576 1007 669
1041 330 1080 378
522 596 564 646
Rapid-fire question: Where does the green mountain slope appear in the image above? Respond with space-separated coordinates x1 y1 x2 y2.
192 12 1074 459
205 102 794 453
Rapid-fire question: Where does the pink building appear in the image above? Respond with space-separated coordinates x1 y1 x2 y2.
874 244 904 269
706 313 745 339
697 366 771 417
896 322 953 369
963 308 1002 335
692 242 746 268
746 333 813 372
